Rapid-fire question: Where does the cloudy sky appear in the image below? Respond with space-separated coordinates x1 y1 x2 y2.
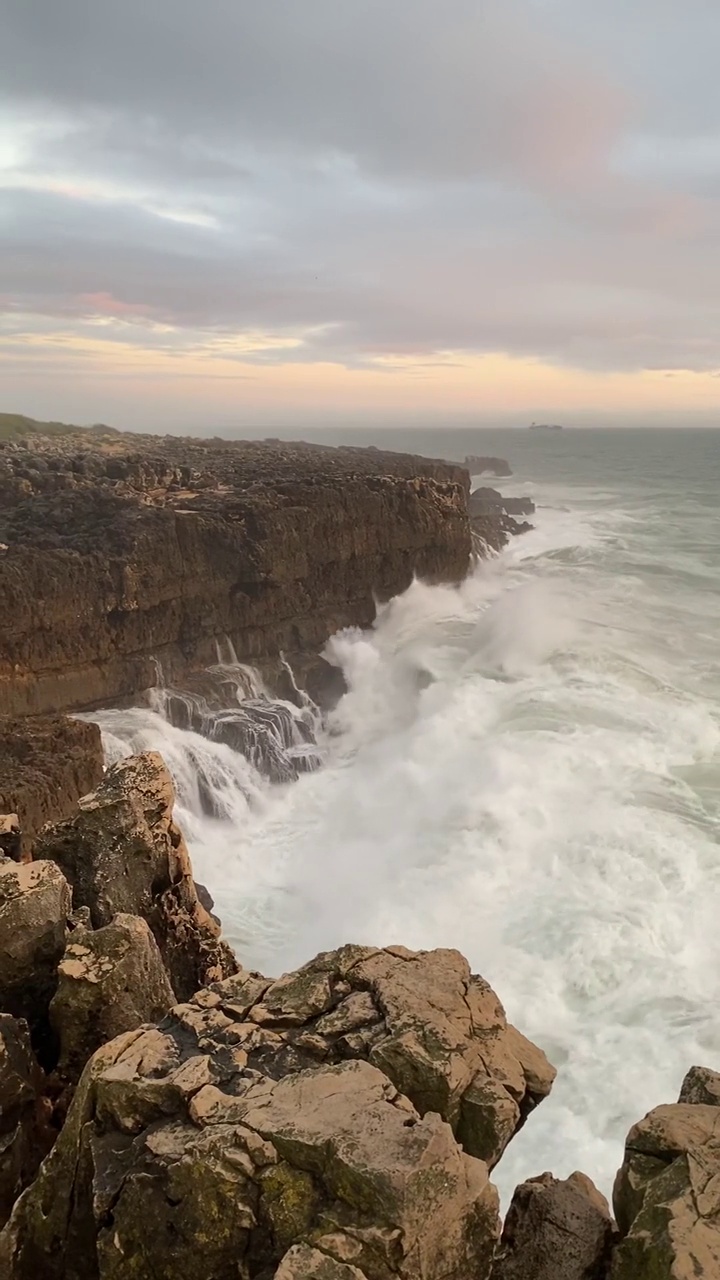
2 0 720 429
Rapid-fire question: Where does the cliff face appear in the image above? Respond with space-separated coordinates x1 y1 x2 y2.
0 435 472 716
0 717 104 856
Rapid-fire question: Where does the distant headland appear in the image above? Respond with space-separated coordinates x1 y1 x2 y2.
529 422 564 431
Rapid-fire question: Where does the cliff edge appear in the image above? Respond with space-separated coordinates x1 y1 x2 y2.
0 433 472 717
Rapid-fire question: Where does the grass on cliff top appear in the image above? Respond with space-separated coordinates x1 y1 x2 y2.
0 412 117 441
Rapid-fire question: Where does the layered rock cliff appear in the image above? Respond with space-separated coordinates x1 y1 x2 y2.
0 717 104 855
0 434 472 717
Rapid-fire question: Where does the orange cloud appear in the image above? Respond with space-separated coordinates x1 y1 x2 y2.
78 292 154 318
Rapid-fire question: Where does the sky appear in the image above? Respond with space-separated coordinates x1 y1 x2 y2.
2 0 720 431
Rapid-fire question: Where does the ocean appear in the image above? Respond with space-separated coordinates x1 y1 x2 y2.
93 426 720 1203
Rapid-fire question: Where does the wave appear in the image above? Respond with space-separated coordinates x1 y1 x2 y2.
90 486 720 1205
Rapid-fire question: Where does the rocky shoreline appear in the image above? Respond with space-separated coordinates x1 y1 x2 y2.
1 749 713 1277
0 428 708 1277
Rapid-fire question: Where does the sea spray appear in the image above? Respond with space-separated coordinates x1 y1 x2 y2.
91 464 720 1205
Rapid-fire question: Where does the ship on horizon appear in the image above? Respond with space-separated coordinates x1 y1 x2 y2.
529 422 564 431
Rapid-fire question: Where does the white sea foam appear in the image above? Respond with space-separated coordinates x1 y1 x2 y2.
93 472 720 1205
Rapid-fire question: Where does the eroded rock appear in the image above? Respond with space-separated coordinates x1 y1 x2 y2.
492 1171 614 1280
0 857 71 1063
0 1015 51 1230
678 1065 720 1107
36 752 237 1000
0 944 558 1278
50 913 175 1083
0 434 474 718
200 945 555 1168
611 1085 720 1278
0 716 103 856
0 1045 500 1279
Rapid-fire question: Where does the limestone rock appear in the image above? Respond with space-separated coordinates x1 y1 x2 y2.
0 434 473 718
201 946 554 1169
0 1041 500 1279
50 913 175 1082
276 1244 367 1278
116 944 552 1165
0 716 103 856
0 1015 51 1230
0 857 71 1063
0 944 555 1278
678 1065 720 1107
36 752 237 1000
611 1092 720 1278
492 1171 614 1280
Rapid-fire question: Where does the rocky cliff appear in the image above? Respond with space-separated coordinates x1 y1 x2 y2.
0 750 717 1277
0 434 473 717
0 717 104 856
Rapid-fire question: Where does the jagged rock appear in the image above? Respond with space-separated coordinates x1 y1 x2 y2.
492 1171 614 1280
50 913 175 1083
0 857 71 1064
201 944 555 1169
469 488 535 518
0 815 21 861
276 1244 367 1278
611 1088 720 1278
0 717 103 856
0 946 554 1277
0 1038 500 1280
36 752 237 1000
0 1015 52 1230
678 1065 720 1107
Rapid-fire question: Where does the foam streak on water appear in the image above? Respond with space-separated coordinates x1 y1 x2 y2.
92 437 720 1203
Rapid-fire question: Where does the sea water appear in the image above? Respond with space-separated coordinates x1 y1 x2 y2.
94 427 720 1202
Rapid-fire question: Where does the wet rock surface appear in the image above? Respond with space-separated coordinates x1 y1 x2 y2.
0 942 555 1279
0 433 476 717
36 751 238 1000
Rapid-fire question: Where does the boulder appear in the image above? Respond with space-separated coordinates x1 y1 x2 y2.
50 913 175 1083
0 944 558 1278
492 1171 614 1280
36 752 237 1000
0 1015 52 1230
678 1065 720 1107
0 857 71 1064
611 1088 720 1278
212 944 555 1169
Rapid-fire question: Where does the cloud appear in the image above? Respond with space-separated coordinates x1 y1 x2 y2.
1 0 720 422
